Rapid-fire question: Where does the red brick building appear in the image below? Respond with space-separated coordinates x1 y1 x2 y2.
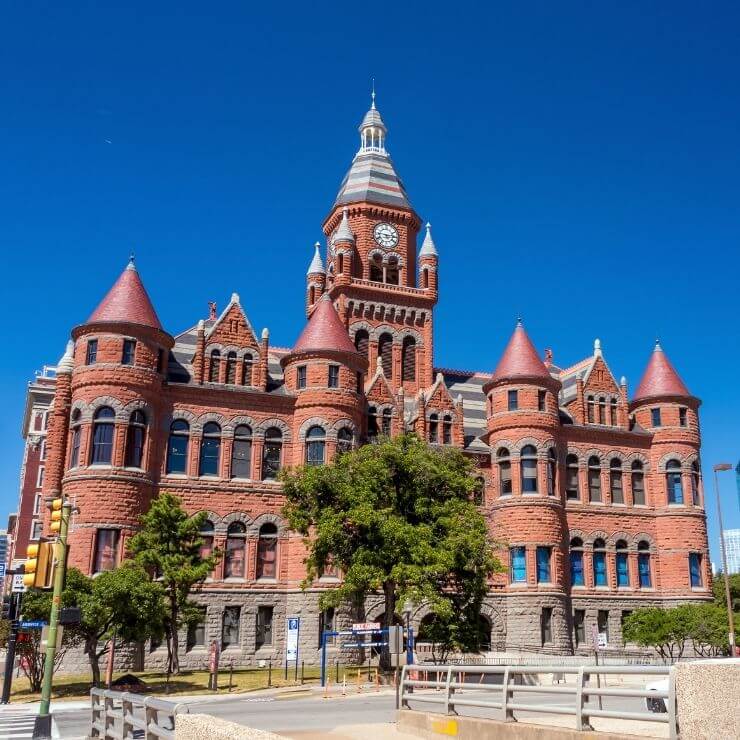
39 96 710 664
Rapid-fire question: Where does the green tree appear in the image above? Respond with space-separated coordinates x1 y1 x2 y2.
128 493 221 674
622 607 690 661
281 433 503 669
712 572 740 612
685 603 733 656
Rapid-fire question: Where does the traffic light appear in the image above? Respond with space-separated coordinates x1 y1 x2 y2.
23 542 53 589
49 497 63 534
1 595 11 620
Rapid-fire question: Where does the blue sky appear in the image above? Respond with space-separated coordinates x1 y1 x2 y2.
1 2 738 561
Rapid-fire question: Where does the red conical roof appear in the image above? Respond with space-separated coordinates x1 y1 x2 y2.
633 342 690 401
292 294 356 355
492 320 552 382
87 259 163 330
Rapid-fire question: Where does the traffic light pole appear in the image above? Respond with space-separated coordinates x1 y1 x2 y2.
34 501 71 738
1 587 23 704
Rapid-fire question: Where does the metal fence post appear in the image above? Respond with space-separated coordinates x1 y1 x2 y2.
667 664 678 740
145 701 157 740
104 693 115 738
575 666 587 731
501 667 515 722
444 666 454 715
122 692 134 738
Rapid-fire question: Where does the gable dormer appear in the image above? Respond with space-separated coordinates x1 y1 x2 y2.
579 341 628 428
419 372 464 446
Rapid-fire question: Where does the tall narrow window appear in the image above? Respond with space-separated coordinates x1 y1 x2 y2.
610 458 623 504
428 413 439 443
86 339 98 365
231 425 252 479
166 420 189 474
536 546 551 583
328 365 339 388
256 606 274 648
510 546 526 583
337 253 344 274
225 351 237 384
297 365 307 389
547 448 556 496
689 553 703 587
93 529 120 573
386 256 399 285
598 397 606 424
261 427 282 480
318 607 336 647
222 606 240 649
305 426 326 466
401 336 416 382
573 610 585 646
122 339 136 366
367 407 379 442
225 522 247 578
124 410 146 468
69 409 81 468
199 521 214 563
610 398 618 426
540 608 553 645
187 607 207 651
615 540 629 587
691 461 701 505
208 349 221 382
507 390 518 411
442 415 453 444
382 408 392 435
242 354 253 385
587 395 594 423
498 447 512 495
90 407 115 465
538 390 546 411
638 541 652 588
570 538 584 586
257 523 278 579
378 333 393 378
566 454 579 500
588 456 602 502
679 407 688 427
597 610 609 643
521 445 538 493
337 427 353 455
632 461 645 505
593 538 607 587
651 407 662 427
422 268 429 289
666 459 683 504
354 330 369 361
199 422 221 476
369 254 383 282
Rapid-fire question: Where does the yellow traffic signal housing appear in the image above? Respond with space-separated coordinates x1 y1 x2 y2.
23 541 53 589
49 498 63 533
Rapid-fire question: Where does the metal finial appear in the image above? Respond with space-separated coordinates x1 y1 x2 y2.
516 316 523 326
127 252 136 270
371 78 376 109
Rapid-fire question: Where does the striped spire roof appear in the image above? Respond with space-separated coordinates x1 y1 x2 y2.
633 341 691 401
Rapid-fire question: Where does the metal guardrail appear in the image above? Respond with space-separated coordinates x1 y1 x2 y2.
90 688 190 740
399 663 677 739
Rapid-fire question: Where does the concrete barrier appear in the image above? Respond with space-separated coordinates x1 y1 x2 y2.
674 658 740 740
176 714 287 739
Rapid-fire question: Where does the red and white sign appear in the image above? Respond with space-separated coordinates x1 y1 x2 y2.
352 622 380 632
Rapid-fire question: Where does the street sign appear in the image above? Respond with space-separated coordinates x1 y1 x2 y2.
286 617 300 663
351 622 380 632
0 563 6 579
40 625 63 650
20 621 46 630
11 574 26 593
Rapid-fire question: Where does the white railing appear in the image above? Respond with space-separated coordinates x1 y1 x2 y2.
399 663 677 739
90 688 190 740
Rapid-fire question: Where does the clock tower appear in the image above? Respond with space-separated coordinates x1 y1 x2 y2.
314 93 439 395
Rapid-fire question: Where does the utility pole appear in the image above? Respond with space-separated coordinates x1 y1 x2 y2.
1 582 23 704
713 464 736 655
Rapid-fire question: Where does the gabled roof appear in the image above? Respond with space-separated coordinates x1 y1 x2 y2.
633 342 691 401
292 294 356 355
87 259 163 330
492 321 552 382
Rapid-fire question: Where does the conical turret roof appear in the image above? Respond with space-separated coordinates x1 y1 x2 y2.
492 320 552 382
633 341 691 401
87 258 163 330
292 294 356 355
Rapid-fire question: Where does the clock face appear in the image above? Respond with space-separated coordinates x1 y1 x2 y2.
373 222 399 249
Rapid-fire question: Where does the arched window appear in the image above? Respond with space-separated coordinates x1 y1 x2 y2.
378 333 393 378
124 410 146 468
615 539 629 587
428 413 439 444
305 426 326 466
442 415 453 445
354 330 369 361
593 538 607 587
610 459 623 504
521 445 538 493
610 398 618 426
691 461 701 506
637 540 652 588
337 427 353 455
262 427 282 480
166 419 189 474
309 285 315 305
199 422 221 476
565 454 579 500
242 354 253 386
587 395 595 423
570 537 584 586
69 409 82 468
337 253 344 274
401 336 416 382
588 456 602 502
597 397 606 424
199 520 214 563
208 349 221 382
381 408 392 435
367 406 379 442
422 268 429 289
631 460 646 505
369 254 383 282
257 523 278 579
225 351 237 384
231 425 252 479
225 522 247 578
386 256 399 285
90 407 115 465
666 459 683 504
497 447 512 496
547 448 556 496
473 477 485 506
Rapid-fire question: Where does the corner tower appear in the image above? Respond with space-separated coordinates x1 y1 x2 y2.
321 94 437 394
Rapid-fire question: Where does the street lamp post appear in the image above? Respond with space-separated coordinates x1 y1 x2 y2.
713 463 736 655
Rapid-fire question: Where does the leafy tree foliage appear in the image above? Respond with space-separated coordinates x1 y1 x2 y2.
128 493 221 674
282 433 503 668
712 572 740 612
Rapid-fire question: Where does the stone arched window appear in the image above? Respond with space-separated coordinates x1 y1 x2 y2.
337 427 353 455
593 538 607 587
386 256 399 285
442 414 452 444
378 333 393 378
354 330 369 361
547 448 557 496
231 425 252 479
69 409 82 468
90 407 115 465
570 537 584 586
199 422 221 476
588 456 602 502
520 444 538 493
367 406 379 442
242 353 254 386
497 447 512 496
261 427 282 481
208 349 221 382
473 477 485 506
166 419 190 474
428 413 439 444
124 410 147 468
610 458 623 504
565 454 579 500
598 397 606 424
199 520 215 563
369 253 383 282
610 398 618 426
225 351 238 384
615 539 629 587
666 459 683 504
381 408 392 435
587 395 595 423
225 522 247 578
256 523 278 579
632 460 646 505
305 426 326 466
691 461 701 506
401 336 416 382
637 540 652 588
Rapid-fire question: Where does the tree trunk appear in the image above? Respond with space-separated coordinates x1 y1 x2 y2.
380 580 396 672
86 636 101 688
167 594 180 675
